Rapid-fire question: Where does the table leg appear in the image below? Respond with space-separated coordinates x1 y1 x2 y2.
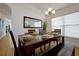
49 42 51 47
25 48 32 56
40 46 42 52
44 44 46 49
32 49 35 56
57 41 58 46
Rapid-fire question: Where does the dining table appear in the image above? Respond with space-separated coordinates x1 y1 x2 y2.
18 34 62 56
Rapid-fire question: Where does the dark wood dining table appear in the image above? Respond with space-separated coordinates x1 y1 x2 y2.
18 34 62 56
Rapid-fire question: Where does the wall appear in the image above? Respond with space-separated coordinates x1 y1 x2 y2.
0 3 11 39
0 3 11 19
52 12 79 38
7 3 44 47
46 4 79 32
51 16 64 35
0 18 11 39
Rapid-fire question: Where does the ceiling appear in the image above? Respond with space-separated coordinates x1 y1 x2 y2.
31 3 72 14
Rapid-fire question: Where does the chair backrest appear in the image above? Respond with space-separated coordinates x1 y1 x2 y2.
9 31 18 53
28 29 36 34
54 29 61 34
9 31 24 56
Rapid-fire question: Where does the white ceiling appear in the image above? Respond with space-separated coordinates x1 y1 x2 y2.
31 3 72 14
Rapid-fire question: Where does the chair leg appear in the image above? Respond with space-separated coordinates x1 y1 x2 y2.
72 48 75 56
32 49 35 56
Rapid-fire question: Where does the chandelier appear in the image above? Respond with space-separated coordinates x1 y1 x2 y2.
45 8 56 16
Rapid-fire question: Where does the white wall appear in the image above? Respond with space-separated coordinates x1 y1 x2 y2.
51 16 64 35
0 3 11 19
0 3 11 39
52 12 79 38
7 3 44 47
0 18 11 39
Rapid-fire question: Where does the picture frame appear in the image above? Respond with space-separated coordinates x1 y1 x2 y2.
23 16 42 28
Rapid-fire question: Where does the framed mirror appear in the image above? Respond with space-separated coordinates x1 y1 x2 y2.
23 16 42 28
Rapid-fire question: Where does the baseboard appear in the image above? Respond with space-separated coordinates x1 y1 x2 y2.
0 34 6 40
65 36 79 40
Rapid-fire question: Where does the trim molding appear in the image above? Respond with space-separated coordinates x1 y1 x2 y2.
65 36 79 40
0 34 6 40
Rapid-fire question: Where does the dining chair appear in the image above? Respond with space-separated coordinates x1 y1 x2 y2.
9 30 24 56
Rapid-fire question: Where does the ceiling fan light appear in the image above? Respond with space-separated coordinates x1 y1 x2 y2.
45 11 48 15
52 10 56 14
48 8 52 12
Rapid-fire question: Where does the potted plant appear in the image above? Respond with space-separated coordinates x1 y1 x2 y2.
43 21 47 33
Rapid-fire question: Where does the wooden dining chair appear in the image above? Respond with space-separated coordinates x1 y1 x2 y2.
9 31 24 56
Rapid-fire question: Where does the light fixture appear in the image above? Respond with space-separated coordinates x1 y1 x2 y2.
45 11 48 15
45 8 55 15
48 8 52 12
52 10 55 15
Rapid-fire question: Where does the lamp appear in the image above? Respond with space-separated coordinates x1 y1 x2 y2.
45 8 55 15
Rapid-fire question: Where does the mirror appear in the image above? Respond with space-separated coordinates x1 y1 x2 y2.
23 16 42 28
